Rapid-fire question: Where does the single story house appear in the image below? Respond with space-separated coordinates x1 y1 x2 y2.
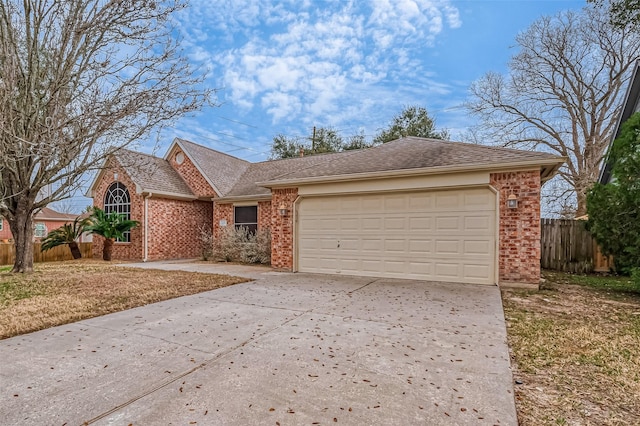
87 136 564 286
0 207 82 243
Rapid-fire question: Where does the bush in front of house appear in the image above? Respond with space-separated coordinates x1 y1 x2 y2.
212 226 271 264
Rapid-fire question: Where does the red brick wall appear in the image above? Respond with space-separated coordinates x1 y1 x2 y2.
167 146 216 198
271 188 297 270
0 217 12 240
147 198 212 260
258 201 272 232
92 158 144 260
490 170 541 284
213 202 234 239
0 218 75 241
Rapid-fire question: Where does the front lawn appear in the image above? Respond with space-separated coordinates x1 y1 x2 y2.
0 260 248 339
503 271 640 425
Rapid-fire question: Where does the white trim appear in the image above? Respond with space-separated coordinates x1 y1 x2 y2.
135 188 197 201
34 222 47 238
143 193 152 262
213 194 272 203
489 185 500 286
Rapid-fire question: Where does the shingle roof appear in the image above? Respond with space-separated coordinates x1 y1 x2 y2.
36 207 78 221
176 138 250 197
225 152 347 197
218 137 563 198
263 137 563 184
116 150 194 197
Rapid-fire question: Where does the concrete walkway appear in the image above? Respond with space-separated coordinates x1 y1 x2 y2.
0 264 517 425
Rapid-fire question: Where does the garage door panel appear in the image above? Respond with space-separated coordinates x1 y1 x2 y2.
384 196 407 210
409 239 432 254
408 261 432 275
464 264 491 280
408 217 432 230
297 188 496 285
384 239 406 252
361 238 383 252
436 216 460 231
464 192 494 208
435 262 461 279
408 193 434 209
384 217 405 230
464 240 492 255
435 193 461 209
435 240 460 255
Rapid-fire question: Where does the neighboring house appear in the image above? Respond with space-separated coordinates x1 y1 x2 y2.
88 136 564 287
599 61 640 185
0 207 81 242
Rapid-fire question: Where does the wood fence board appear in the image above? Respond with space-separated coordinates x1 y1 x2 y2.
0 243 93 266
540 219 612 273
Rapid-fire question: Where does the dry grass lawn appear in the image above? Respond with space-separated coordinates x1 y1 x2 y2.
0 260 248 339
503 271 640 425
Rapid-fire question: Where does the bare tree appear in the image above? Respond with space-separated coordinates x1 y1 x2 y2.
466 6 640 216
0 0 211 272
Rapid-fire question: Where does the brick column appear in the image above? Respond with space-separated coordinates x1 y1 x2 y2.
490 170 541 285
271 188 298 270
213 203 234 239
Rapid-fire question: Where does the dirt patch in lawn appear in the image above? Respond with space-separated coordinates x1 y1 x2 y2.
0 259 248 339
503 271 640 425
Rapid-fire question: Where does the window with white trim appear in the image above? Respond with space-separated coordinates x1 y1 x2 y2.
0 217 3 231
104 181 131 242
34 222 47 238
234 206 257 234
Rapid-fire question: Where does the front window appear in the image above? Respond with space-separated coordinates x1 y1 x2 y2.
104 181 131 242
34 222 47 238
234 206 257 234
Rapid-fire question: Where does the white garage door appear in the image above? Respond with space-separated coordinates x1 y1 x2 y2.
296 187 496 284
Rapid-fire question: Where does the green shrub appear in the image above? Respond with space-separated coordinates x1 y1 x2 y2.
631 268 640 289
212 226 271 264
587 112 640 274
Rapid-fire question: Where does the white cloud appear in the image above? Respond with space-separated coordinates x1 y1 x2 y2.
178 0 462 133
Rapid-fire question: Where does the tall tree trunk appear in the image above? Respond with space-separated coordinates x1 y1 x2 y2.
103 238 114 261
68 241 82 260
7 211 35 273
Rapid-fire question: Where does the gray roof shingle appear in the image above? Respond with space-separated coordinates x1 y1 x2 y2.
116 150 194 197
262 137 563 184
176 138 250 196
225 152 347 197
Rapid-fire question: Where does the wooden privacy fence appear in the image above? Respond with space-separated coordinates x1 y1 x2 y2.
0 242 93 266
541 218 613 274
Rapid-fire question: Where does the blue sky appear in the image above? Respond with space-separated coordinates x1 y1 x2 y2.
64 0 587 212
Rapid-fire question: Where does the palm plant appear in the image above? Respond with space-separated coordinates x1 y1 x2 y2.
41 217 90 259
86 207 139 261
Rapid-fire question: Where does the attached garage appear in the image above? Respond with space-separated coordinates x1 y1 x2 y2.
296 187 497 284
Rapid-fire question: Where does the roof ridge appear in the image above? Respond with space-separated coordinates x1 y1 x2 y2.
400 136 557 157
176 138 251 165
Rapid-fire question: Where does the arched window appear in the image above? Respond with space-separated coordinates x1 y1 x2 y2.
104 182 131 242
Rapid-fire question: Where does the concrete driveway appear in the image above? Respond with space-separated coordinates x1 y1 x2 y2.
0 264 517 425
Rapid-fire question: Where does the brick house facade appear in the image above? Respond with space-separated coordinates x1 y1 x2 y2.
0 208 81 243
88 137 564 286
